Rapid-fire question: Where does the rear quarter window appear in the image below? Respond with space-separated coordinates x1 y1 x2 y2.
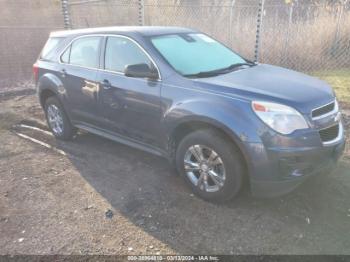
40 37 64 61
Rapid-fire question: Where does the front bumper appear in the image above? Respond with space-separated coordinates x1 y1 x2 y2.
246 126 346 198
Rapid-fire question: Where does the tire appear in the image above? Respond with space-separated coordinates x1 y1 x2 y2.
176 129 244 202
44 96 76 140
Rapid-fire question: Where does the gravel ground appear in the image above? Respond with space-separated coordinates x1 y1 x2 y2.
0 84 349 255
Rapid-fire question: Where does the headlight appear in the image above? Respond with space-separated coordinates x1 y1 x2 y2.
252 101 308 135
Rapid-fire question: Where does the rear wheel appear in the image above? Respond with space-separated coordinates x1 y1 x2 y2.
176 129 244 202
44 96 76 140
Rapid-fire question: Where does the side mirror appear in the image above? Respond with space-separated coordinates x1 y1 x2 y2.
124 63 159 80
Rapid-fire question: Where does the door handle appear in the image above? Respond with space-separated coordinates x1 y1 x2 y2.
100 79 112 90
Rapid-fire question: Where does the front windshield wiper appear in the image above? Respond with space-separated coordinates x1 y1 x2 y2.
184 70 224 78
184 61 256 78
219 62 256 72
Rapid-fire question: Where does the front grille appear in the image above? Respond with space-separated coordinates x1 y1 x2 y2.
319 124 339 142
312 102 335 118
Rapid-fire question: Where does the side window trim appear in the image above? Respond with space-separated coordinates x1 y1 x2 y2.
59 34 161 80
59 35 103 70
61 45 71 64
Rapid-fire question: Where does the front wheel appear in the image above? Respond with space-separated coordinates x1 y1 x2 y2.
176 129 244 202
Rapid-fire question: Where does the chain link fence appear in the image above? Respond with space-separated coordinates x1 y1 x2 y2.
0 0 64 86
260 1 350 72
67 0 140 28
65 0 350 75
144 0 260 60
1 0 349 85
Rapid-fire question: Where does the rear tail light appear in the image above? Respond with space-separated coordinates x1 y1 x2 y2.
33 63 39 83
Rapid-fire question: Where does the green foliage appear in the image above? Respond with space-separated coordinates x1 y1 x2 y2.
313 69 350 102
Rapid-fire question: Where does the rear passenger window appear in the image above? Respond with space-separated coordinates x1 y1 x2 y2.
69 37 101 68
40 37 63 61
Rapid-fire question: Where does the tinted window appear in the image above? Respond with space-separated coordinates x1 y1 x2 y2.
105 37 152 73
151 33 245 76
40 37 63 61
69 37 101 68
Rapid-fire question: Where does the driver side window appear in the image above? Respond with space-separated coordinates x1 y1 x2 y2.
105 36 153 73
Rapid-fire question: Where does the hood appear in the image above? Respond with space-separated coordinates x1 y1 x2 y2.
193 64 335 114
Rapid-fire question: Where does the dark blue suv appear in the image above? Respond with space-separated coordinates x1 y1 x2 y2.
34 26 346 201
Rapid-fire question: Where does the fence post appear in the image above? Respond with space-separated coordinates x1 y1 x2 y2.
229 0 236 47
334 0 347 47
138 0 145 26
254 0 265 62
282 1 294 64
61 0 72 29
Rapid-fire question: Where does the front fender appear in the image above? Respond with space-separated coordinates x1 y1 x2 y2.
164 98 261 143
163 97 264 170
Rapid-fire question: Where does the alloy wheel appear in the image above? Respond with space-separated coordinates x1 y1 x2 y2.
47 104 64 136
184 145 226 192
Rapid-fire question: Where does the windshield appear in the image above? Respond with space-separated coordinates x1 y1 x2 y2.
150 33 247 77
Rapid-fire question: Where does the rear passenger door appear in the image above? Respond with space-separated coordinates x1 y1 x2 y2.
59 36 103 126
97 36 162 147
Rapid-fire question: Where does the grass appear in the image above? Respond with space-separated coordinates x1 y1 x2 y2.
312 69 350 103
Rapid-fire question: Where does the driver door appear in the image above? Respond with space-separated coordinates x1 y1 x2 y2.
97 36 162 147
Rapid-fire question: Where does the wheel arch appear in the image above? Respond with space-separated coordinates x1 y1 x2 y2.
37 73 65 108
39 88 57 108
168 116 251 179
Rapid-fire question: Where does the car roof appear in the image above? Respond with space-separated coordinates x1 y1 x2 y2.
50 26 197 38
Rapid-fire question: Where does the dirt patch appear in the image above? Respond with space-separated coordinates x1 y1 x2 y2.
0 84 350 255
0 112 22 131
0 89 36 103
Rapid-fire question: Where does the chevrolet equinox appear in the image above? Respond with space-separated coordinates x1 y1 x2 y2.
34 26 346 201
